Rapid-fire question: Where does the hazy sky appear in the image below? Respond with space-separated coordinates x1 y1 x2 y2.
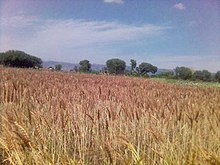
0 0 219 71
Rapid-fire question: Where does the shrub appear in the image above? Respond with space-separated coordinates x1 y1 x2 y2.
0 50 42 68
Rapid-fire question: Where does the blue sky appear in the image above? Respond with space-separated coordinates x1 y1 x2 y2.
0 0 219 72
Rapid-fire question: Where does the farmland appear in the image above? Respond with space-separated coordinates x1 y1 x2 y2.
0 68 220 164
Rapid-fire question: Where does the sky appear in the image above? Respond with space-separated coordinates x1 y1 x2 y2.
0 0 219 72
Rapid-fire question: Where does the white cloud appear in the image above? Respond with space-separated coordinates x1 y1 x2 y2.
0 16 170 63
174 3 186 10
31 19 168 48
104 0 124 4
0 15 38 28
1 15 218 72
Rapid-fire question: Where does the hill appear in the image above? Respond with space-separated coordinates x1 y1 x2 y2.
43 61 104 71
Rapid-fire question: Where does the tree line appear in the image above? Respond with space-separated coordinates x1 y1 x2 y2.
57 58 220 82
0 50 220 82
173 66 220 82
70 58 158 77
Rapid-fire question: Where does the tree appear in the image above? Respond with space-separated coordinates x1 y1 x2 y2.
201 70 212 81
192 70 203 81
55 64 62 71
175 66 193 80
106 58 126 75
138 62 157 76
79 60 91 72
130 59 137 73
0 50 42 68
215 71 220 82
192 70 212 81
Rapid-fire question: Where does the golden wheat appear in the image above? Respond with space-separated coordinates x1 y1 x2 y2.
0 67 220 164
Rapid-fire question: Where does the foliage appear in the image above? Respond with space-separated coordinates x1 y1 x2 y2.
90 70 99 74
192 70 212 81
138 62 157 76
124 70 130 76
106 58 126 74
201 70 212 81
55 64 62 71
79 60 91 72
155 71 174 79
132 71 140 77
130 59 137 72
0 50 42 68
175 66 193 80
215 71 220 82
141 73 149 78
0 68 220 164
192 70 203 81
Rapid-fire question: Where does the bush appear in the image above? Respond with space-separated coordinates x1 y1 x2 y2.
215 71 220 82
90 70 99 74
175 67 193 80
141 74 149 78
55 64 62 71
192 70 212 82
0 50 42 68
132 72 140 77
156 71 174 79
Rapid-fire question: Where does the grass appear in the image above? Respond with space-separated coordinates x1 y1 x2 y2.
0 67 220 164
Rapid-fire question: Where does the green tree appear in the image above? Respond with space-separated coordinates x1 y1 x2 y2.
201 70 212 81
215 71 220 82
130 59 137 73
192 70 212 81
175 66 193 80
106 58 126 75
79 60 91 72
55 64 62 71
192 70 203 80
0 50 42 68
138 62 157 76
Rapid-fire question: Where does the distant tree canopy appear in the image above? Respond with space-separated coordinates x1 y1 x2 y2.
138 62 157 75
106 58 126 75
130 59 137 72
55 64 62 71
215 71 220 82
0 50 42 68
79 60 91 72
175 66 193 80
192 70 212 81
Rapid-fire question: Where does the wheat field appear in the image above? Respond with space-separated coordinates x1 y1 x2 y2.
0 67 220 165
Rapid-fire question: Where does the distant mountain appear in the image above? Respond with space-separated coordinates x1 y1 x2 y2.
156 68 174 74
43 61 105 71
43 61 173 74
